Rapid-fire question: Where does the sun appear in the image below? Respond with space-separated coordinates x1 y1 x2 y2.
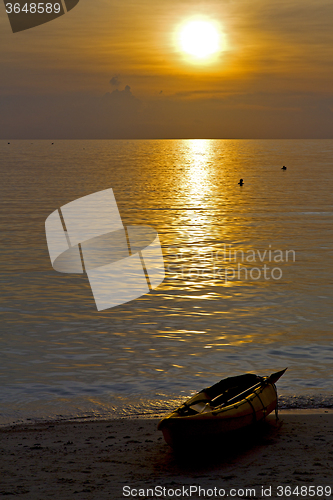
179 20 220 59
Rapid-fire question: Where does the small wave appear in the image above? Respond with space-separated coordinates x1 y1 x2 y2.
296 212 333 215
279 394 333 409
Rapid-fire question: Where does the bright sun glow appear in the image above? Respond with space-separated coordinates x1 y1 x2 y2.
180 21 220 59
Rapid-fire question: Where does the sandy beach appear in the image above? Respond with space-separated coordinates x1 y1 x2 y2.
0 410 332 499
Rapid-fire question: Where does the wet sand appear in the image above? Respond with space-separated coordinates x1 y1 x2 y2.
0 410 333 499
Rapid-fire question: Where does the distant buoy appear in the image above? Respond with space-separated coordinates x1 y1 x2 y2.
238 178 244 186
8 142 10 145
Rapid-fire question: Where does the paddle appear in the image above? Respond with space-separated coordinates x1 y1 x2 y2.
180 368 288 414
213 368 288 409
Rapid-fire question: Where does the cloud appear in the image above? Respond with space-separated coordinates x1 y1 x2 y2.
100 86 142 131
103 85 140 106
110 75 121 87
1 85 333 139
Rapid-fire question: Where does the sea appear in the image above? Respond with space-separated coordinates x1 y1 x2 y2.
0 139 332 426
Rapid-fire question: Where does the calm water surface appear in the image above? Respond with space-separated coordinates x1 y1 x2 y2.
0 139 332 425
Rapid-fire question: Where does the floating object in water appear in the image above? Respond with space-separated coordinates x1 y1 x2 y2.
282 166 287 170
238 178 244 186
158 368 287 448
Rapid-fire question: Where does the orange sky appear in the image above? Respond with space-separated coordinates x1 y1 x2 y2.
1 0 333 138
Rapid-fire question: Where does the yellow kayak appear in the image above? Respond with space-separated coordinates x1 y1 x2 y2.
158 369 287 448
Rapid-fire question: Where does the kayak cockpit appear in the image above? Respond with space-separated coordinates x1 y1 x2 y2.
177 373 264 416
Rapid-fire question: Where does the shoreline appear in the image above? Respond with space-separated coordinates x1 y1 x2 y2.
1 410 333 499
0 407 333 432
1 407 333 432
